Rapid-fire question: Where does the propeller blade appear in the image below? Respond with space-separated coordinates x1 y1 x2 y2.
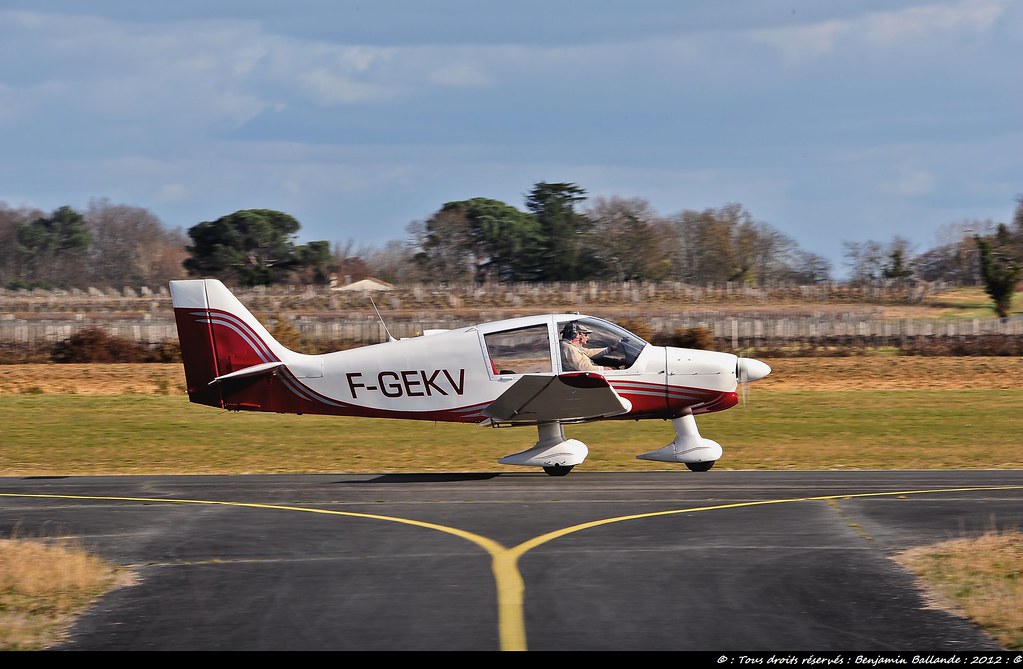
737 352 747 406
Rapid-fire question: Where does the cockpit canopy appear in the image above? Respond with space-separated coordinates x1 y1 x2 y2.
556 317 647 370
481 315 649 376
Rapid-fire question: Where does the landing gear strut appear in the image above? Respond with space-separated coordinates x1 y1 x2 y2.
499 422 588 476
636 409 722 471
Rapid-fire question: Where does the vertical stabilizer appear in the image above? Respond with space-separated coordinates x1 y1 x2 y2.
169 279 287 407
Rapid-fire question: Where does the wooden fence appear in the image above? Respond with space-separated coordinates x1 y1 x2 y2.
3 279 1020 356
2 313 1021 357
0 279 955 313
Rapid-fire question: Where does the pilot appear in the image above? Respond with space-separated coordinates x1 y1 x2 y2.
560 322 615 371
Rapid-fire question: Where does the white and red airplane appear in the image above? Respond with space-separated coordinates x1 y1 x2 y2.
169 279 771 476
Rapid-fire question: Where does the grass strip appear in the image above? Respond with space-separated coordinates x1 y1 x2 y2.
2 390 1022 475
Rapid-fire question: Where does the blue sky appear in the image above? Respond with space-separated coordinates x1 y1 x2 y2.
1 1 1020 278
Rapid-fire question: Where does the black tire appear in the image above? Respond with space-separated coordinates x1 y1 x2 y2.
543 465 574 477
685 461 714 472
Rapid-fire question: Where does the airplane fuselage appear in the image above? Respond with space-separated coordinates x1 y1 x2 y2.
177 307 741 424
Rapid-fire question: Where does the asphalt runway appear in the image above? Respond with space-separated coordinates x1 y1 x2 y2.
2 470 1022 653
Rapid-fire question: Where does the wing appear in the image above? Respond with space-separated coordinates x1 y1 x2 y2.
483 372 632 424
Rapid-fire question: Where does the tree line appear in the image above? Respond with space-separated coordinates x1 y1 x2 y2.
1 184 1021 310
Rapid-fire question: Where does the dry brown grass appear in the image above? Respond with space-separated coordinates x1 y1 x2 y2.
1 357 1022 397
0 537 134 650
0 363 186 396
893 530 1023 650
757 356 1023 391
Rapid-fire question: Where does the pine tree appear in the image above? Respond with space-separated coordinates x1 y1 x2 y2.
975 230 1022 319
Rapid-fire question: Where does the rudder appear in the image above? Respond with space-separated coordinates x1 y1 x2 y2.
169 279 285 407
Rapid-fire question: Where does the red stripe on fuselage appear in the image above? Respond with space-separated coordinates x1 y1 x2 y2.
215 367 491 422
610 379 734 419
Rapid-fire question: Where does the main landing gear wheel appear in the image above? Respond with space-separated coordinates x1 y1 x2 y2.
543 464 574 477
685 461 715 472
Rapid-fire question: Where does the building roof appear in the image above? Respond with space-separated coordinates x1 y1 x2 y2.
333 277 396 292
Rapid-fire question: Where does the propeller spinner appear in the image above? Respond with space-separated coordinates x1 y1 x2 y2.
736 357 771 383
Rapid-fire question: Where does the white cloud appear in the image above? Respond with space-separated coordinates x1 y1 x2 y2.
880 166 938 197
297 68 395 105
0 12 275 129
752 20 845 64
862 0 1004 46
427 62 492 88
749 0 1007 64
157 184 189 202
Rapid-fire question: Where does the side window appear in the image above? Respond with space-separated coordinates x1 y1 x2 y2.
483 325 553 375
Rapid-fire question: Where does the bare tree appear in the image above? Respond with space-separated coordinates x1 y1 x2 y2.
407 210 478 282
787 250 832 283
913 220 991 283
86 199 188 288
842 239 887 284
365 239 422 283
582 196 672 281
669 204 808 285
671 208 734 283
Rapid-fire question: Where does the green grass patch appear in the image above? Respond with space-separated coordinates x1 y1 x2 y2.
2 390 1022 475
928 287 1023 319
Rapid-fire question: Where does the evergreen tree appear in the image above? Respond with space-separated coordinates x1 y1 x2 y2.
444 198 543 282
184 209 325 286
526 182 588 281
975 230 1022 319
15 206 92 288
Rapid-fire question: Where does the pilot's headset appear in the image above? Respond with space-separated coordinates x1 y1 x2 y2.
561 322 591 340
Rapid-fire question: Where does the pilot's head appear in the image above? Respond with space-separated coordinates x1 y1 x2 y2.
561 322 592 341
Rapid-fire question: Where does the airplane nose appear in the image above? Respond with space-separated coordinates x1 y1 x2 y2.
737 358 771 383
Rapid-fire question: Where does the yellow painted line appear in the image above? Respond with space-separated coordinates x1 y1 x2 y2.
0 492 504 550
3 485 1022 651
1 493 520 647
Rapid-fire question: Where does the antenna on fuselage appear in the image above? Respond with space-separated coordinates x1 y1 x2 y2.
369 295 396 342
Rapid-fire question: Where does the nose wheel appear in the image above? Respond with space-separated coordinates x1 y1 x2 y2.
543 464 574 477
637 411 723 471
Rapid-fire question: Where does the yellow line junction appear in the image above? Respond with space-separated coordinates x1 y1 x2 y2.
3 474 1023 652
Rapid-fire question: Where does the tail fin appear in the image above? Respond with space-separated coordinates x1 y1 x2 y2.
169 279 290 407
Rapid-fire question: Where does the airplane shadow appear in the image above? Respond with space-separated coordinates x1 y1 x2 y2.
354 473 505 484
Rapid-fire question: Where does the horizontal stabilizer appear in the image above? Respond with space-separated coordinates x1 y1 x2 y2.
208 361 286 386
484 373 631 424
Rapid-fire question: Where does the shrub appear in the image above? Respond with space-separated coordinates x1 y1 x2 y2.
899 335 1023 357
615 318 654 342
653 326 716 350
269 315 303 349
146 341 182 363
52 329 153 364
0 342 50 364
